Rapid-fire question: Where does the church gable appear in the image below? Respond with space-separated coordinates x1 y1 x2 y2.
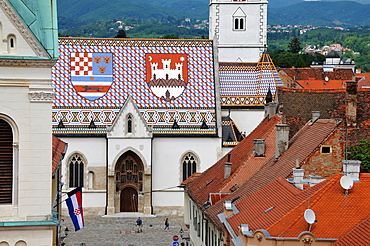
0 0 53 58
107 97 152 138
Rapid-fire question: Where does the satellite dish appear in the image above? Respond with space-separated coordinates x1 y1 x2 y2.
340 175 353 190
304 209 316 225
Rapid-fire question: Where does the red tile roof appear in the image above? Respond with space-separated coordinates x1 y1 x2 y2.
331 216 370 246
267 174 370 240
203 119 342 230
280 67 354 90
52 135 67 175
226 176 328 234
185 115 282 210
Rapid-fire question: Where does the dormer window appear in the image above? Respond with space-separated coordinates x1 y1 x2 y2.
233 8 246 31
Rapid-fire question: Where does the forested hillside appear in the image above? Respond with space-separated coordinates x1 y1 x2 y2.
268 1 370 27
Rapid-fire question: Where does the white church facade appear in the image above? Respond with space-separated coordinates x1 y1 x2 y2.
52 0 281 217
0 4 282 246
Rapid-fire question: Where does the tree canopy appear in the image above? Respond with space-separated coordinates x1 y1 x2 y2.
348 139 370 173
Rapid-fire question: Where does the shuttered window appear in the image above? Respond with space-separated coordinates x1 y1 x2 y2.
0 119 13 203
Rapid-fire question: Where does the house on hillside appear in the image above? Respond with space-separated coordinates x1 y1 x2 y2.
182 102 347 245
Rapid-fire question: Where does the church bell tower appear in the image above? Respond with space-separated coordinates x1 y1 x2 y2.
209 0 268 62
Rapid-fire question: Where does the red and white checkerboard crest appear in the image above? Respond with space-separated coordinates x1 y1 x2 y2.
146 53 188 102
70 52 113 101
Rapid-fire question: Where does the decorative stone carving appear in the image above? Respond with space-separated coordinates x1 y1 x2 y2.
256 233 263 241
29 91 54 102
302 236 313 245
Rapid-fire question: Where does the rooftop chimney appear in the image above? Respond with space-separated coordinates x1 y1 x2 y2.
345 81 357 127
343 160 361 181
254 139 265 157
275 124 290 158
292 163 304 190
264 102 277 119
312 111 320 123
224 154 232 179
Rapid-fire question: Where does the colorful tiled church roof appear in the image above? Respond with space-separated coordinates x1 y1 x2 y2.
52 38 217 136
219 52 283 107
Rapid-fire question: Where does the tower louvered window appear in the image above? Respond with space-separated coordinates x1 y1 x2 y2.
69 154 84 187
0 119 13 203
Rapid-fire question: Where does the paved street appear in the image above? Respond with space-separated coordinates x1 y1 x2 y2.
61 213 189 246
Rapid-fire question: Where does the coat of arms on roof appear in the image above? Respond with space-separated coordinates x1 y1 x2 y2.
145 53 188 102
70 52 113 100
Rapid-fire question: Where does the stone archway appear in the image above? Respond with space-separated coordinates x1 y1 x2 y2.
114 151 144 213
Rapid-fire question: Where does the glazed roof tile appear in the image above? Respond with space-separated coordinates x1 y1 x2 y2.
52 38 218 135
219 53 283 107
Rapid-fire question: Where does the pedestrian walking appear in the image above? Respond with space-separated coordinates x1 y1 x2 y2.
164 218 169 231
136 217 143 232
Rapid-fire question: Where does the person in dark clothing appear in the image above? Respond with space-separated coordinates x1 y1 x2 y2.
136 217 143 232
164 218 169 231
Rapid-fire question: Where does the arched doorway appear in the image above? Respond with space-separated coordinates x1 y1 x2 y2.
120 187 138 212
115 151 144 212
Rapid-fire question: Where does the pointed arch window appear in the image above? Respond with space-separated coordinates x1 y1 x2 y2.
69 154 84 187
0 119 13 203
182 153 198 182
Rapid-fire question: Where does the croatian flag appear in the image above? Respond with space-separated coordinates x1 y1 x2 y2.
66 186 84 231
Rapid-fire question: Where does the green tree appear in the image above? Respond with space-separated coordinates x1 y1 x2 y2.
288 37 302 53
161 34 179 39
347 139 370 173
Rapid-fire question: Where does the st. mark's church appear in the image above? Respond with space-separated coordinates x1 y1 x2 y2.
0 0 281 244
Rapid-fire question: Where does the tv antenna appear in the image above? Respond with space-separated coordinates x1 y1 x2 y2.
340 175 353 196
304 209 316 231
